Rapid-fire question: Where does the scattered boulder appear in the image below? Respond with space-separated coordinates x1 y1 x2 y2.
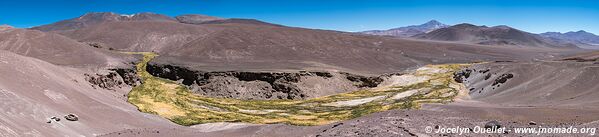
88 42 103 49
484 120 502 129
478 69 490 73
65 113 79 121
492 73 513 86
51 116 61 122
484 73 492 80
528 121 537 125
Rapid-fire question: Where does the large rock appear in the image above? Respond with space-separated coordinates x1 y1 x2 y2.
65 114 79 121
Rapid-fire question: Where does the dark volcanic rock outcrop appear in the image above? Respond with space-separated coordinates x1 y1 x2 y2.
146 63 386 100
84 68 140 90
84 72 123 90
492 73 513 86
111 68 141 86
453 69 473 83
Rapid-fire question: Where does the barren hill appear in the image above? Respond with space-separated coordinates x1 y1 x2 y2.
0 26 127 66
413 24 568 48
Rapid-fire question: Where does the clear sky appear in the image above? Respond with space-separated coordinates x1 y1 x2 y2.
1 0 598 34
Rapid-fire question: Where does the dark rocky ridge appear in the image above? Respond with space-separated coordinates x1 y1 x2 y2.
146 63 386 100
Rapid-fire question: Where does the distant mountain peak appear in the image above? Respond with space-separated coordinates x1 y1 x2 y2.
423 20 442 25
420 20 447 30
426 19 440 23
0 25 13 31
359 20 449 37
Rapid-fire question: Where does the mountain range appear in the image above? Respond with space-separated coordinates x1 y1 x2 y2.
361 20 599 48
360 20 449 37
540 30 599 45
32 12 562 74
412 23 571 48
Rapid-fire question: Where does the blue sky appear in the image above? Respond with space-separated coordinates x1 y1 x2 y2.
1 0 598 34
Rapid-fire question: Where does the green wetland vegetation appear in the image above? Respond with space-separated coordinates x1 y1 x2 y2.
126 52 470 126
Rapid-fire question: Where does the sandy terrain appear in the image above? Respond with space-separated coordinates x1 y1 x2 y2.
0 51 179 136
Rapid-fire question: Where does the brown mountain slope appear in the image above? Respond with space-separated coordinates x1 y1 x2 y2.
153 23 579 74
0 26 127 66
413 24 567 48
32 13 583 74
32 12 176 32
52 21 216 52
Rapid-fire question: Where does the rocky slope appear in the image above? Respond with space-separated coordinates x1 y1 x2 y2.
0 50 177 136
459 61 599 108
